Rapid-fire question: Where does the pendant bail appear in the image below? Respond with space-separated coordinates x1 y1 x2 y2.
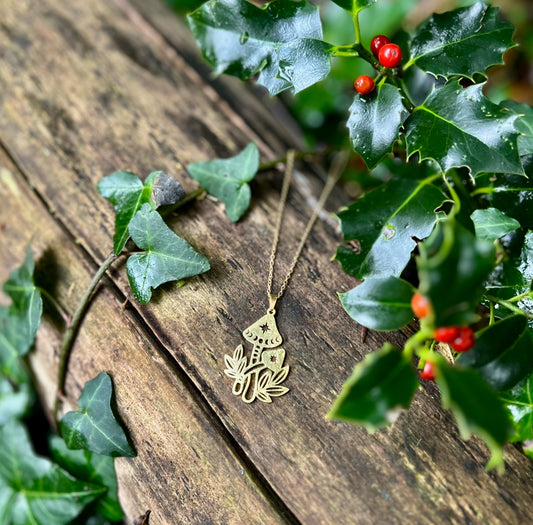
268 294 278 314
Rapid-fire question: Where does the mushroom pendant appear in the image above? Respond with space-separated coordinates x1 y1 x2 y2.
224 304 289 403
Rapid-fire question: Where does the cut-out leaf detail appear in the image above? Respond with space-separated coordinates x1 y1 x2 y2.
347 83 409 169
98 171 185 255
188 143 259 222
327 343 419 432
50 435 123 522
405 82 524 177
335 174 445 279
187 0 332 95
0 420 105 525
407 2 515 80
60 372 135 458
340 276 415 331
471 208 521 240
127 204 210 304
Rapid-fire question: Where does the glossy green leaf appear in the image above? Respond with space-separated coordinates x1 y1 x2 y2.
405 82 524 177
435 358 513 471
60 372 135 458
347 84 408 169
500 374 533 443
471 208 520 240
126 204 210 304
335 174 445 279
50 435 123 522
329 0 375 14
98 171 184 255
0 420 105 525
407 2 515 80
188 143 259 222
339 276 415 331
187 0 332 95
457 316 533 391
417 219 495 327
327 343 419 432
502 101 533 157
0 377 33 425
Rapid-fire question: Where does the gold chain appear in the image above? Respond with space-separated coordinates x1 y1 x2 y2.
266 150 348 309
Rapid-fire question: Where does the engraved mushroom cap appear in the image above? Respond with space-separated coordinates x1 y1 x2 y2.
243 312 282 348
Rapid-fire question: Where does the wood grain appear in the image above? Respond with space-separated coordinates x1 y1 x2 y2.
1 0 533 523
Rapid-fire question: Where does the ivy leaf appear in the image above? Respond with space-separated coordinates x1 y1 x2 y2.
471 208 521 240
126 204 210 304
187 0 332 95
405 82 524 177
457 316 533 391
339 276 415 331
98 171 185 255
335 174 445 279
0 377 33 425
500 374 533 444
0 420 105 525
417 219 495 327
60 372 135 458
188 143 259 222
434 357 513 471
407 2 515 80
501 101 533 157
329 0 376 14
347 84 409 169
50 435 123 522
327 343 419 432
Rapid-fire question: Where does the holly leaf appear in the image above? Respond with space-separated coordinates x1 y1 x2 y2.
457 316 533 391
417 219 495 327
471 208 521 240
0 420 105 525
327 343 419 432
98 171 184 255
329 0 375 14
188 143 259 222
335 174 445 279
347 84 409 169
500 374 533 443
126 204 210 304
0 377 33 425
407 2 515 80
501 101 533 157
405 82 524 177
187 0 332 95
339 276 415 331
434 357 513 471
50 435 123 522
60 372 135 458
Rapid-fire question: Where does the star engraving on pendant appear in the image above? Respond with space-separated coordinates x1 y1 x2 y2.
260 323 270 333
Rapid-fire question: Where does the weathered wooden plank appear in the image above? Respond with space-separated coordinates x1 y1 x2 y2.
0 149 284 524
1 1 533 524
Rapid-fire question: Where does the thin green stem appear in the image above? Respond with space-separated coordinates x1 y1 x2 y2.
53 251 118 421
443 174 461 217
352 10 362 44
159 187 206 218
489 301 495 325
38 288 70 324
485 294 533 319
403 326 434 360
505 289 533 303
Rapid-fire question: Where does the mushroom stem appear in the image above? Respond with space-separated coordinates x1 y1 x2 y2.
251 345 264 364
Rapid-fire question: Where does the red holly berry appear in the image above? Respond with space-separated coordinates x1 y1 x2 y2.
378 43 402 68
434 326 461 343
411 292 432 319
370 35 391 57
450 327 475 352
420 361 436 381
354 75 375 95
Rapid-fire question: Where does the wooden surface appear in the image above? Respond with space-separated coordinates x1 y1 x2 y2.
1 0 533 524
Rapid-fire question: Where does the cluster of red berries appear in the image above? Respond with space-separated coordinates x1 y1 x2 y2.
353 35 403 95
411 292 476 381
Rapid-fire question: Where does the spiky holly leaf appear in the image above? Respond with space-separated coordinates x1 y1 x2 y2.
502 101 533 157
98 171 185 255
405 82 524 177
407 2 515 80
126 204 210 304
187 0 332 95
347 84 409 169
500 374 533 444
471 208 521 240
339 276 415 331
60 372 135 458
50 435 123 522
329 0 375 14
188 143 259 222
0 420 105 525
335 174 445 279
327 343 418 432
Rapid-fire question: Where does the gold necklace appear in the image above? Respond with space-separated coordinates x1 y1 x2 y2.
224 150 346 404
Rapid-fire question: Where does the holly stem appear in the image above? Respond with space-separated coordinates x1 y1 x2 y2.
53 251 118 421
485 294 533 319
504 289 533 303
352 10 362 45
403 326 434 360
